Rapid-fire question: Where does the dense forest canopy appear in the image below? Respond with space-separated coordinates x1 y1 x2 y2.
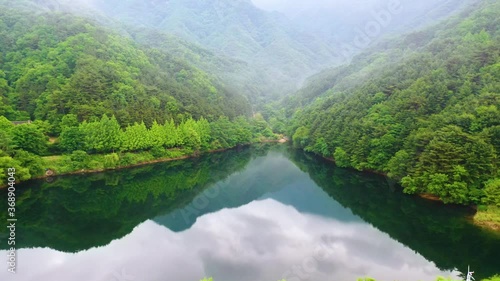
285 0 500 206
0 7 251 126
0 0 499 212
0 0 499 279
0 145 266 252
0 2 282 183
0 0 473 107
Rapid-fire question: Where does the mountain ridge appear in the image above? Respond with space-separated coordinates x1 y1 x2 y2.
284 0 500 206
2 0 475 107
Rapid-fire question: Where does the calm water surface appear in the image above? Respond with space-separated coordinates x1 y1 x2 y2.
1 145 499 281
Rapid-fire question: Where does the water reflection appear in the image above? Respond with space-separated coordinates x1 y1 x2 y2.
1 200 457 281
0 145 498 281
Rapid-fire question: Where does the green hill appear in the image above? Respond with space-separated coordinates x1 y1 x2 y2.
1 0 475 108
285 0 500 205
0 6 251 126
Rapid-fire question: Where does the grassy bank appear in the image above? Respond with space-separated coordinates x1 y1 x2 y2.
41 148 193 177
1 139 287 188
474 206 500 232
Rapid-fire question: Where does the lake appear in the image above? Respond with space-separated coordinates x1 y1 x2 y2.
1 144 499 281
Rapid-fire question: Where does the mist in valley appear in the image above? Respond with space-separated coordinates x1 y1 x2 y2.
0 0 475 105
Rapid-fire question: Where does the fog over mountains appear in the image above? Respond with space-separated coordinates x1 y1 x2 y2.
2 0 476 105
253 0 476 46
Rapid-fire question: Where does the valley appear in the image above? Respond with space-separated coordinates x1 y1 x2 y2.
0 0 499 280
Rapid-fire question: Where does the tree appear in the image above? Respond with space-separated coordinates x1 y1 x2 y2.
13 150 45 177
150 120 165 148
163 119 179 148
333 147 351 168
0 116 14 153
59 126 85 153
482 179 500 207
11 123 48 155
195 117 211 150
292 126 310 148
385 150 411 180
69 150 90 170
0 155 31 182
312 137 329 157
233 116 253 144
60 114 79 129
251 113 273 138
80 115 123 153
122 122 151 152
179 118 201 150
0 116 14 132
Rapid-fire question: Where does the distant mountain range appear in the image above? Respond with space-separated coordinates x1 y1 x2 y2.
1 0 476 106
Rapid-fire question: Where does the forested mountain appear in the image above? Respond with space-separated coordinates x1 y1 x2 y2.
1 0 498 213
1 0 337 106
69 0 339 102
0 2 283 183
0 0 473 107
0 5 251 126
285 0 499 206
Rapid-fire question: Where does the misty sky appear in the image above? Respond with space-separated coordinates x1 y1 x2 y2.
251 0 383 17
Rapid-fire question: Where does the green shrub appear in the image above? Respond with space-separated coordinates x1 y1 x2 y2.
482 179 500 207
151 146 166 158
478 205 489 211
87 160 102 170
70 150 90 169
103 153 119 168
334 147 351 168
119 153 136 166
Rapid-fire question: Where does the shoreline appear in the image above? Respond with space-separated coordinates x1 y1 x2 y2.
5 140 498 233
317 151 500 233
473 219 500 233
472 206 500 234
1 139 287 188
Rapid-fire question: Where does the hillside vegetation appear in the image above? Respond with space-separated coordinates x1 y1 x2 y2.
0 7 250 127
4 0 472 108
0 0 499 214
0 0 338 106
0 5 279 183
285 0 500 206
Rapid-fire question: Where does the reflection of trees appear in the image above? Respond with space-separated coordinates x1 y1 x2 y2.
1 144 497 279
0 145 271 253
286 149 500 280
154 145 301 232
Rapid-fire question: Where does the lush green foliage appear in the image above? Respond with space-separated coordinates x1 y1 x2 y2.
11 123 48 154
0 145 265 252
0 7 250 128
0 3 283 182
19 0 343 106
286 0 500 205
286 149 500 280
0 114 276 181
8 0 470 108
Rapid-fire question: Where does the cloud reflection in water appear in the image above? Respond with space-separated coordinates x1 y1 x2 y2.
1 198 458 281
